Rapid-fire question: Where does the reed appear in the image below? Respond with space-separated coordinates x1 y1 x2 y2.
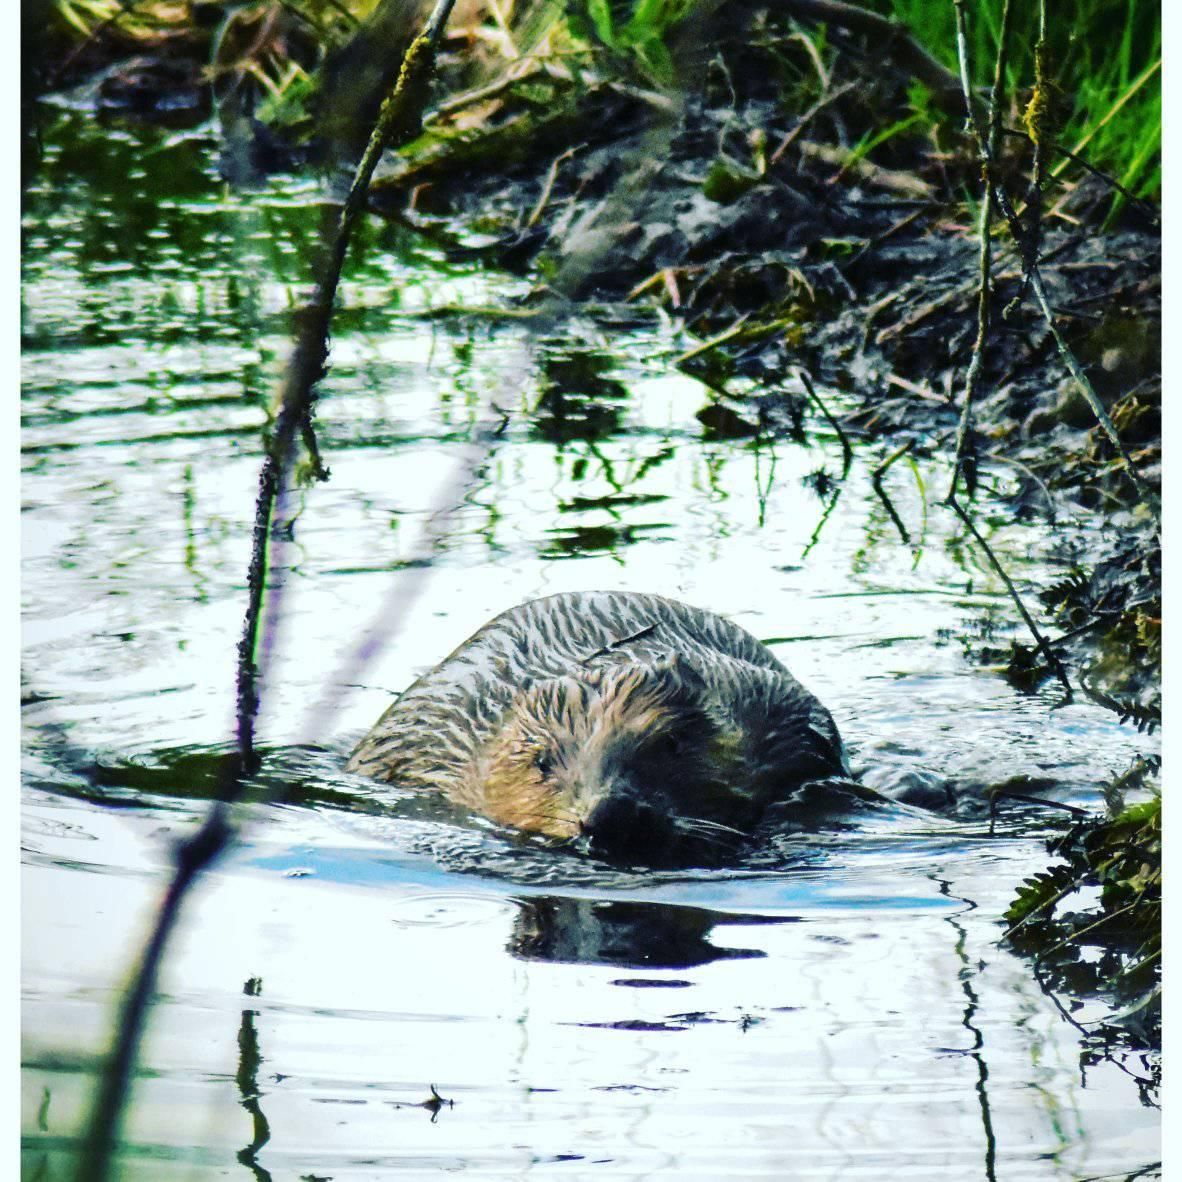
871 0 1160 197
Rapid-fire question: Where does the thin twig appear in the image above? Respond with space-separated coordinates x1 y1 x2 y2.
946 494 1073 701
1033 901 1140 965
426 64 540 123
1019 0 1051 307
981 451 1057 523
1043 615 1115 649
1001 129 1158 225
526 145 582 229
768 81 856 165
946 0 1013 503
1025 267 1158 519
674 315 750 364
74 4 459 1178
885 372 947 403
988 790 1090 835
796 141 934 198
948 1 1159 523
873 440 912 481
237 0 460 778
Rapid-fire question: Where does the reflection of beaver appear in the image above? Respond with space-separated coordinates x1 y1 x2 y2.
509 897 767 967
347 591 849 864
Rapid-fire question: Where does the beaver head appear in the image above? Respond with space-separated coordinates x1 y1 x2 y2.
474 656 760 865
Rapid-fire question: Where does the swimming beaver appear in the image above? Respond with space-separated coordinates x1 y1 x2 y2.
346 591 849 864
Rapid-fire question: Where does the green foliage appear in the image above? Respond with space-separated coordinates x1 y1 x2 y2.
1039 550 1161 729
572 0 699 84
863 0 1161 198
701 132 767 203
1005 784 1161 1046
1005 864 1076 927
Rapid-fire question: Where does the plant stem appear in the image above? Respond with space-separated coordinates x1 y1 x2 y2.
74 4 459 1178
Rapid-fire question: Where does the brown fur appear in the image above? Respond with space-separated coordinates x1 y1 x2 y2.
471 660 746 839
346 591 848 862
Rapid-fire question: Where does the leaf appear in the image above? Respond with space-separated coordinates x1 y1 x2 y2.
702 158 760 204
1004 867 1075 926
584 0 617 48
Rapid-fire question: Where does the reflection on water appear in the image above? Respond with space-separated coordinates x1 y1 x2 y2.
508 899 773 968
21 108 1159 1178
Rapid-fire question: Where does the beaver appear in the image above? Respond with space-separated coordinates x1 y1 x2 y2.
346 591 849 864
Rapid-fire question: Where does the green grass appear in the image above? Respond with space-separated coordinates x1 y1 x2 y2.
867 0 1161 199
574 0 699 83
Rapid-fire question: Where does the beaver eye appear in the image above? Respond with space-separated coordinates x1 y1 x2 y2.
534 750 555 777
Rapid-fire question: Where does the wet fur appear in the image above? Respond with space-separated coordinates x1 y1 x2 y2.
347 591 848 859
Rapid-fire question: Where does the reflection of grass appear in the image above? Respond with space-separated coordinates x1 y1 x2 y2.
541 519 670 558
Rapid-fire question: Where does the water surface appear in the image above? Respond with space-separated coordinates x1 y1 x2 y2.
21 109 1160 1180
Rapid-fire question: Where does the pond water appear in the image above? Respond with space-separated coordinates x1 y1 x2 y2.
21 110 1160 1180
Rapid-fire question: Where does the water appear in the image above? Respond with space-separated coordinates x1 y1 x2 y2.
21 109 1160 1180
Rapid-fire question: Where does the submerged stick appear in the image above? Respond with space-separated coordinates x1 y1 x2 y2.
75 3 458 1179
234 0 461 772
947 495 1072 701
871 441 913 544
987 790 1089 837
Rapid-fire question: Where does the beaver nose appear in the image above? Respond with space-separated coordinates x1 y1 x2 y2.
583 792 667 861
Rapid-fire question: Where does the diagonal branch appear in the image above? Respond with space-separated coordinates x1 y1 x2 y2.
74 3 459 1178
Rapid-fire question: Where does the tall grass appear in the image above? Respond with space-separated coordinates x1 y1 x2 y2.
868 0 1161 197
